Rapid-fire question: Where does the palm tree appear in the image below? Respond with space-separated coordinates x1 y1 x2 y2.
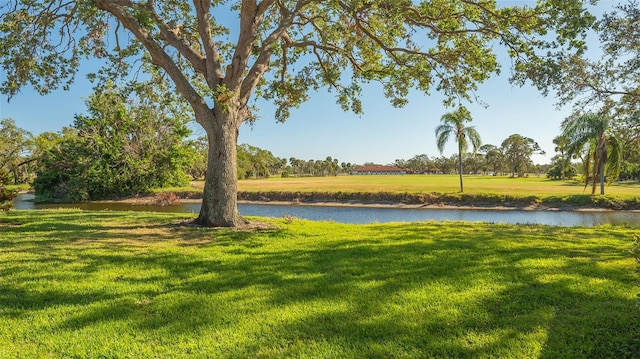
561 112 622 195
435 106 482 192
552 134 571 180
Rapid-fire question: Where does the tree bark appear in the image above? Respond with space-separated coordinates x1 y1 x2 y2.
591 150 598 195
194 108 248 227
560 150 566 181
599 147 607 195
457 144 464 193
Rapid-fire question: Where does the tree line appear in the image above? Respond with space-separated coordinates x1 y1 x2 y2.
419 106 639 195
394 133 548 179
4 99 639 203
0 79 364 202
2 76 639 202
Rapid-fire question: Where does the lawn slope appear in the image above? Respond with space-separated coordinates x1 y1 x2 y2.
1 210 638 358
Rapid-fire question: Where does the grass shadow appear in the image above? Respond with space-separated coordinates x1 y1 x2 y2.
1 212 638 357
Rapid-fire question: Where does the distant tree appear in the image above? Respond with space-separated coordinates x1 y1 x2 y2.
304 160 317 177
237 144 286 179
314 160 323 176
532 163 551 177
407 154 432 174
30 131 63 171
33 128 82 200
322 157 340 177
185 136 208 180
462 152 484 175
395 155 431 174
340 162 355 175
501 134 544 178
289 157 303 177
478 144 505 175
237 145 254 179
561 112 622 195
615 111 640 181
435 106 482 192
547 161 577 180
394 159 408 170
552 135 571 180
619 161 640 181
431 156 456 175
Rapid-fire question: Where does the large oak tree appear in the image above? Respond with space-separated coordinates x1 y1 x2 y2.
0 0 594 227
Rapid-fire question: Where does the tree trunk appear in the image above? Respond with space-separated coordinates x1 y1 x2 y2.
12 167 18 185
590 151 598 195
457 148 464 193
560 151 565 181
194 109 248 227
599 148 607 195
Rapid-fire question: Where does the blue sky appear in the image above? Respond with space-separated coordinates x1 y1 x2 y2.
1 1 616 166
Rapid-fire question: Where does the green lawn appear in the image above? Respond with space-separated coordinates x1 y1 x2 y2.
233 175 640 209
1 210 638 358
234 174 640 197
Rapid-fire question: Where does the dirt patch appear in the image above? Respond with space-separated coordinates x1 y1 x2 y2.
170 218 277 230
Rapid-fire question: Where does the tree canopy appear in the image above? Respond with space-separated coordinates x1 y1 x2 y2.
0 0 596 227
520 1 640 116
501 134 544 178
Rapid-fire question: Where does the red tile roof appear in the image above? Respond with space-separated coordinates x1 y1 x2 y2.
353 165 405 172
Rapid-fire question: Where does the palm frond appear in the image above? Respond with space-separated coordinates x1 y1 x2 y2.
465 126 482 153
435 125 453 154
605 135 623 184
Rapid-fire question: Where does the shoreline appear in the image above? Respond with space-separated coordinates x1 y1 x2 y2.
17 190 639 212
97 195 637 213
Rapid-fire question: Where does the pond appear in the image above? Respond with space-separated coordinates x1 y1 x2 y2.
12 193 640 227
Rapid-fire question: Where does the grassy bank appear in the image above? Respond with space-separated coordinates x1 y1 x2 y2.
1 210 638 358
157 175 640 209
237 174 640 196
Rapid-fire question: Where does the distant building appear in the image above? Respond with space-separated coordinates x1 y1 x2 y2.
352 165 406 175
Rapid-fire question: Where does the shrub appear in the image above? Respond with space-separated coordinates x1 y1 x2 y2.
153 192 180 206
0 172 17 211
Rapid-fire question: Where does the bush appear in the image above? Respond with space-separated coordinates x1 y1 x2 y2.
547 164 577 180
0 171 17 211
34 84 192 201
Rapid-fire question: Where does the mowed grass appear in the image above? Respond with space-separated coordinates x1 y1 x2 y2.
235 174 640 197
1 210 638 358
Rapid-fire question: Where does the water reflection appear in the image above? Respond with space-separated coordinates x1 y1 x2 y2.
13 193 640 227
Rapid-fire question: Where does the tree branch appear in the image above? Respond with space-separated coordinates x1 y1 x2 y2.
143 1 207 75
193 0 224 89
94 0 209 122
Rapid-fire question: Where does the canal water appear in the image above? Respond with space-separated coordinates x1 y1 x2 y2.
12 193 640 227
